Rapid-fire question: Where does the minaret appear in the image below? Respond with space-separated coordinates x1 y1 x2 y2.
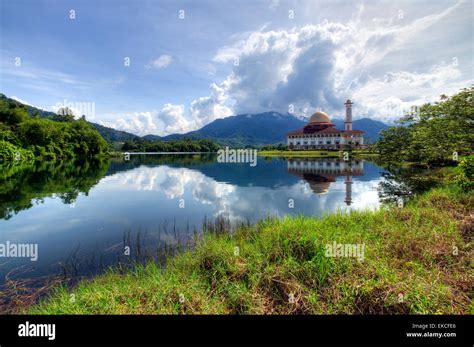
344 99 353 131
344 175 353 206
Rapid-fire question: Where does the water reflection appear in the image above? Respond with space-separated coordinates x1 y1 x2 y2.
287 158 364 205
0 155 386 286
0 159 109 220
378 166 441 205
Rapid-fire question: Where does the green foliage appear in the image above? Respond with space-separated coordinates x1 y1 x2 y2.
376 87 474 165
260 143 288 151
455 155 474 191
0 99 29 125
122 138 220 152
0 98 108 162
0 140 34 162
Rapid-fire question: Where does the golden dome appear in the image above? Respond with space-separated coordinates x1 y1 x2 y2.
309 111 330 123
309 181 331 195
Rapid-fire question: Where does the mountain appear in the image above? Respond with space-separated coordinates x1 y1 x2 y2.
155 112 390 146
90 122 139 142
160 112 306 146
142 134 162 141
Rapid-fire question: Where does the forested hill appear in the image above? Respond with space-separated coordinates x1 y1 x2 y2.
0 94 140 143
0 96 109 162
88 122 139 142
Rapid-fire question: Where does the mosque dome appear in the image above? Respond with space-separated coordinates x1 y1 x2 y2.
309 181 331 195
309 111 330 123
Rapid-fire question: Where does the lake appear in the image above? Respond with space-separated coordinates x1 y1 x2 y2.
0 154 387 285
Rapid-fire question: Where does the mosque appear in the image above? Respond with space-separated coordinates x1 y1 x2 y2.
287 100 364 150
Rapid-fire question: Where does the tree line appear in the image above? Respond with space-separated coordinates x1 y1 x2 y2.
122 138 220 152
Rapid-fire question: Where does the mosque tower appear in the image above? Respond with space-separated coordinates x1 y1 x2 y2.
344 175 353 206
344 99 353 131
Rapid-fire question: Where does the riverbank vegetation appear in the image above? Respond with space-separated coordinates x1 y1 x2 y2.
122 138 220 153
29 172 472 314
0 98 109 162
258 150 340 157
258 149 377 159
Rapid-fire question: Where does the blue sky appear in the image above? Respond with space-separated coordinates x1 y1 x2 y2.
1 0 472 135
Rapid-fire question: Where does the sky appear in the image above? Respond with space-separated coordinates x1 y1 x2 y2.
1 0 472 136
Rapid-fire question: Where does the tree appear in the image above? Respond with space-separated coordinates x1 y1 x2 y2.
55 107 75 122
376 87 474 165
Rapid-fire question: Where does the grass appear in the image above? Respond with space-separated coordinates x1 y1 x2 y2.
258 149 378 158
258 150 340 157
28 183 473 315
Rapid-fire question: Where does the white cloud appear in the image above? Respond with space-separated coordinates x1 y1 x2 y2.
268 0 279 10
147 55 173 69
189 82 233 127
101 103 192 136
352 64 466 121
156 103 192 134
104 82 233 136
10 96 31 105
115 111 158 135
209 1 471 122
103 1 472 135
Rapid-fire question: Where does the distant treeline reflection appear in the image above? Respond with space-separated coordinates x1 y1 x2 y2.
0 159 109 219
0 154 218 220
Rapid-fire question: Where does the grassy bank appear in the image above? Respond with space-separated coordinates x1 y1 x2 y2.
29 184 472 314
258 149 378 158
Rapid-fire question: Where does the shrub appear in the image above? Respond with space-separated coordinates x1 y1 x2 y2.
455 155 474 191
0 140 34 163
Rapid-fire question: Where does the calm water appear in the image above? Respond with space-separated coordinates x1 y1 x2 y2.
0 154 387 284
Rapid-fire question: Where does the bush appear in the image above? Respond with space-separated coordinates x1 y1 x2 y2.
0 140 34 163
455 155 474 191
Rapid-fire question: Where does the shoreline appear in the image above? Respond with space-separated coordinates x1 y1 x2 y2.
25 180 472 314
258 149 378 158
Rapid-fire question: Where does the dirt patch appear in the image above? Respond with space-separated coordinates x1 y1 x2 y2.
353 288 410 314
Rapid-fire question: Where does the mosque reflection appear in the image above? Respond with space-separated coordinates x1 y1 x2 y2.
287 158 364 205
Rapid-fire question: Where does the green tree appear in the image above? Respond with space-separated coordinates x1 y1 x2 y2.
54 107 75 122
376 87 474 165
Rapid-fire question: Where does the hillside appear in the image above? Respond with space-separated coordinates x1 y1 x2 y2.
160 112 305 146
0 94 139 143
90 122 139 142
0 96 109 161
